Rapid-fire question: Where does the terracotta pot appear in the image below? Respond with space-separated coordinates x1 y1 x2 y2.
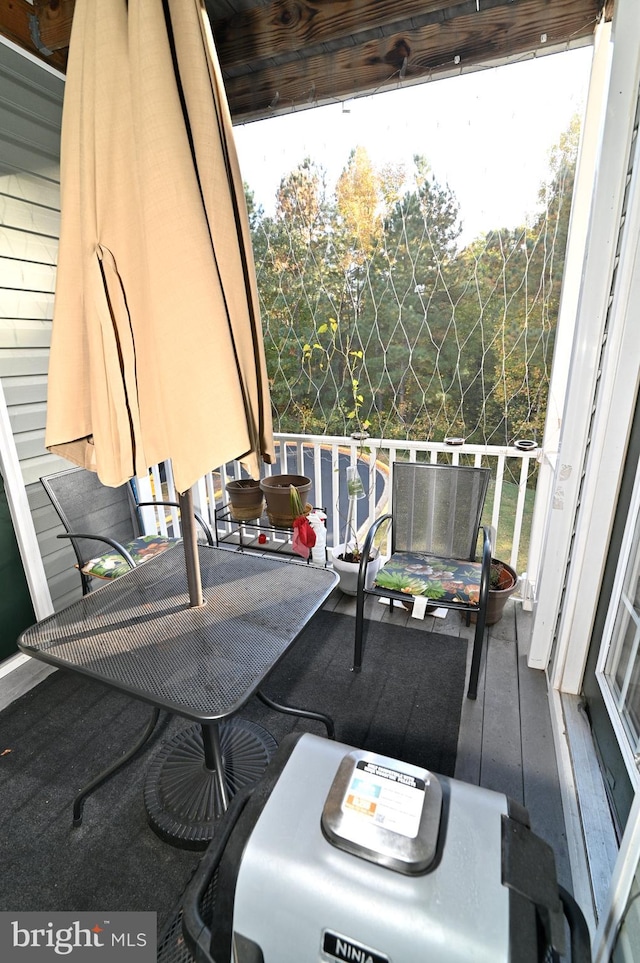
482 558 519 625
259 474 312 527
225 479 264 521
469 559 518 625
330 546 381 596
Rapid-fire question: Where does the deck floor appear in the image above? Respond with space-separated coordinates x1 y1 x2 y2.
0 570 573 910
325 589 572 892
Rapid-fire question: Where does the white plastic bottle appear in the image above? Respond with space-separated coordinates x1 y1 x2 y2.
307 510 327 565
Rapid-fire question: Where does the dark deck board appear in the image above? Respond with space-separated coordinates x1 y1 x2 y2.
328 591 572 893
1 581 573 930
516 606 572 890
479 630 524 803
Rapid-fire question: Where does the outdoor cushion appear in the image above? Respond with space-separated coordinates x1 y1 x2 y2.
373 550 483 606
80 536 178 580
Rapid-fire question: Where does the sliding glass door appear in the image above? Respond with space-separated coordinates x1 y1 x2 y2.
588 408 640 835
603 507 640 757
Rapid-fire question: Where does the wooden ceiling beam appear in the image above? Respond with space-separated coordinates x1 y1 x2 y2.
32 0 75 52
24 0 457 60
224 0 601 121
0 0 608 123
12 1 604 67
211 0 468 70
0 0 68 71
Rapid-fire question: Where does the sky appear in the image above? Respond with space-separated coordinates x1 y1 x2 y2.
233 46 594 246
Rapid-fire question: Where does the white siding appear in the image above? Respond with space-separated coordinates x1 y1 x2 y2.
0 42 79 609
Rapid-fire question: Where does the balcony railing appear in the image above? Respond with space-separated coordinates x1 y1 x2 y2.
137 433 540 598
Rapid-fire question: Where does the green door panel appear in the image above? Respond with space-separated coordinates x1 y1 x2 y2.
0 474 35 660
582 392 640 837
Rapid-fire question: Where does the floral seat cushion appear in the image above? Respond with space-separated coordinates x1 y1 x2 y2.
374 550 483 606
80 536 178 580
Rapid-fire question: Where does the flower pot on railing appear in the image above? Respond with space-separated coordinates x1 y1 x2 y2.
259 474 312 528
225 479 264 521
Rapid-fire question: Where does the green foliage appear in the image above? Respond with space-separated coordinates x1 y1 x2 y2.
249 121 579 447
374 570 428 595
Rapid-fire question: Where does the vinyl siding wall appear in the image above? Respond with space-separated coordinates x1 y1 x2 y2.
0 41 80 610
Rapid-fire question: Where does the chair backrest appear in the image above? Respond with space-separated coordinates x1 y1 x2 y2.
41 467 141 568
391 462 490 560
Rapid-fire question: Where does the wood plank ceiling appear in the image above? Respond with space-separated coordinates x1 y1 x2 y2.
2 0 611 123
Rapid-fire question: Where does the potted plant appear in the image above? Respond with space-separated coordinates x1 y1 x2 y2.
289 485 317 560
259 474 312 527
225 478 264 521
485 558 519 625
331 465 381 595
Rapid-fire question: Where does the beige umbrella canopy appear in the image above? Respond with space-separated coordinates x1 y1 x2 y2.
46 0 274 601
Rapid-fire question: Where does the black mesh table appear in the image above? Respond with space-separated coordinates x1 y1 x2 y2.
18 543 338 848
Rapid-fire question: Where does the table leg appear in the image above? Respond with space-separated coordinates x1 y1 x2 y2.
256 690 335 739
201 722 229 811
73 707 161 827
144 718 277 849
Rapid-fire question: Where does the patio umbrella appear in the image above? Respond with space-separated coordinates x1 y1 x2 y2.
45 0 274 603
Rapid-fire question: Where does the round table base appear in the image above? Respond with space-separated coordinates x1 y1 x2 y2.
144 719 277 849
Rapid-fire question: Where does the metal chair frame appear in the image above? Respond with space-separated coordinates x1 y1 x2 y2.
353 461 493 700
41 466 214 594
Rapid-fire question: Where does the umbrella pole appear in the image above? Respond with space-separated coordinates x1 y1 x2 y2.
178 487 204 607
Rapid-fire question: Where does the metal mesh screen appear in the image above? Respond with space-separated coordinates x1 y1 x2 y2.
246 118 579 453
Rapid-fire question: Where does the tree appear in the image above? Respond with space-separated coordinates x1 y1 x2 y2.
367 155 463 438
245 117 580 446
478 117 580 443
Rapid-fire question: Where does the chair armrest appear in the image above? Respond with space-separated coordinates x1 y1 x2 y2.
479 525 493 604
137 500 215 546
358 513 391 590
361 513 391 558
56 533 136 569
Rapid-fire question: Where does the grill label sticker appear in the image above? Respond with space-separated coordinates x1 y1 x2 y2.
342 760 426 838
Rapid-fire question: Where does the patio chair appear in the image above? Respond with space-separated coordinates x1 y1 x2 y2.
353 461 492 700
41 466 214 594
